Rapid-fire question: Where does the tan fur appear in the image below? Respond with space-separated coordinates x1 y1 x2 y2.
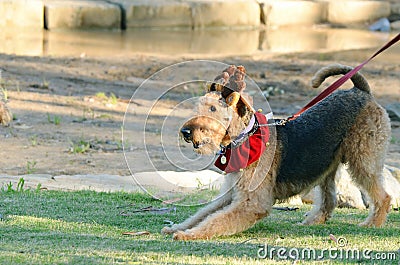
0 91 12 126
341 101 392 227
163 64 391 240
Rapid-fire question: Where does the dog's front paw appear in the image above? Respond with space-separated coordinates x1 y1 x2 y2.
161 226 176 235
173 230 195 241
359 220 376 228
301 213 327 225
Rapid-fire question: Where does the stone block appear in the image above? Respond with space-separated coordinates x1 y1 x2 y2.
328 1 390 25
44 0 121 29
190 0 260 29
391 20 400 30
391 3 400 15
302 165 400 209
260 0 327 27
116 0 192 28
0 0 43 28
104 0 260 29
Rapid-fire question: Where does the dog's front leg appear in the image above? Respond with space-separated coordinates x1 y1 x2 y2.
162 177 233 234
173 180 274 240
171 167 276 240
172 192 272 240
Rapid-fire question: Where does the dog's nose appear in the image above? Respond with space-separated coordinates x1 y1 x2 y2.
180 127 192 142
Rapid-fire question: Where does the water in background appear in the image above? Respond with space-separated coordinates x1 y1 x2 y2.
0 27 399 62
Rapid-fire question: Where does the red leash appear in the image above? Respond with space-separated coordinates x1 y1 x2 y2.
289 33 400 121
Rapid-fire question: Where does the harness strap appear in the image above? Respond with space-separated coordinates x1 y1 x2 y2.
214 112 270 173
288 33 400 121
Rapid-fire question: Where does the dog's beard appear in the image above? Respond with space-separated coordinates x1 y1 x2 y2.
192 138 220 155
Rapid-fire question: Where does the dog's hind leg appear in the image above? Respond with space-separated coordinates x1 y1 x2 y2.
343 102 391 227
302 166 338 225
346 158 391 227
353 173 391 228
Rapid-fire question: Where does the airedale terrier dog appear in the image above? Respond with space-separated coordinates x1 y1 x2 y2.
0 90 12 126
162 64 391 240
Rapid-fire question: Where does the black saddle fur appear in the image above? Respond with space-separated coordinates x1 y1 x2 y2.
275 87 371 195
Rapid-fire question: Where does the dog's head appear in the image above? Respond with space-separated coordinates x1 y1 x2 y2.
180 65 255 155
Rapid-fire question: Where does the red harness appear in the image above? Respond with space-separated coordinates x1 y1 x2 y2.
214 112 270 173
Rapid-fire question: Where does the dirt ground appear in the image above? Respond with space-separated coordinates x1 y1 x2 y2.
0 49 399 178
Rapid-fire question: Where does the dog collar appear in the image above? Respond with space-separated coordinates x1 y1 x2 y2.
231 115 256 147
215 112 270 173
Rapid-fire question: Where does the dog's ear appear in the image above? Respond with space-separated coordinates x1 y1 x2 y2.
226 92 240 108
207 82 224 93
238 93 254 114
237 94 255 117
225 92 255 116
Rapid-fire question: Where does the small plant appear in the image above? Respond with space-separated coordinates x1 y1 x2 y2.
75 108 94 123
195 177 218 192
1 178 25 193
1 178 42 193
195 177 204 190
35 183 42 192
1 87 8 101
26 161 37 174
390 136 399 144
30 135 38 146
261 86 285 99
1 182 14 193
109 92 118 105
17 178 25 192
97 114 113 120
16 80 20 92
116 139 124 150
70 139 91 154
116 127 127 151
47 113 61 125
95 92 108 101
95 92 118 105
53 116 61 125
42 77 50 89
0 73 20 93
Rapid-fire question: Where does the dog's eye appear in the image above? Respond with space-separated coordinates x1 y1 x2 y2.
209 105 216 112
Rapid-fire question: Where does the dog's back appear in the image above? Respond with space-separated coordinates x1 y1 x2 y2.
275 88 371 195
273 64 390 200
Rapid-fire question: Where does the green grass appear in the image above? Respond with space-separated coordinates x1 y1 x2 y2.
95 92 118 105
69 139 91 154
0 189 399 264
26 161 37 174
47 113 61 125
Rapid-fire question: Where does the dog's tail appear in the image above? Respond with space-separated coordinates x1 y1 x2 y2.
311 64 370 93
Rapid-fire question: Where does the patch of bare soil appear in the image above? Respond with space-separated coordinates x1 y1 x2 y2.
0 51 399 178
